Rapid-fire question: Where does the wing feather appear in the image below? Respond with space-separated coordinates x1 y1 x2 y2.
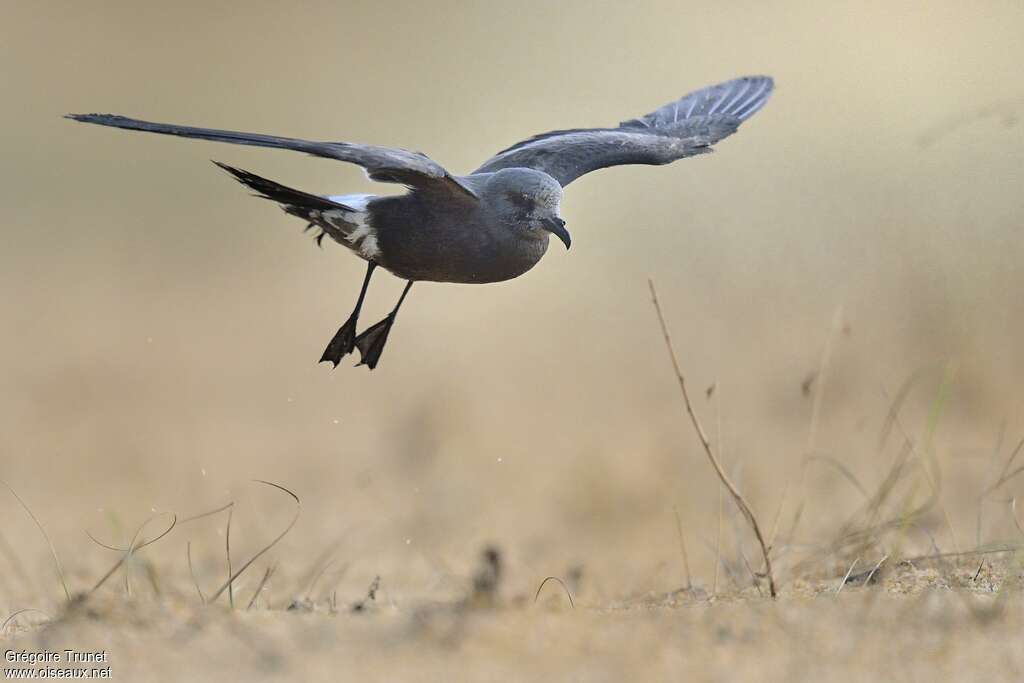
474 76 773 187
66 114 478 200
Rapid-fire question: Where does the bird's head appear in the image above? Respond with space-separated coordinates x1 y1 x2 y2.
485 168 570 249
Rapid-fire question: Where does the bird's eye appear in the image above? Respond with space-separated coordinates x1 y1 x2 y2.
506 192 532 208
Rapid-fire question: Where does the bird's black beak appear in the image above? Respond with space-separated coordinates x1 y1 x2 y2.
541 217 571 250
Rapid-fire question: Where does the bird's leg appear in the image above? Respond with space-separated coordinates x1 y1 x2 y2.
354 280 414 370
319 261 377 367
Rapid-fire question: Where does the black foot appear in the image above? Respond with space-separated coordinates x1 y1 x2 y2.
319 314 359 367
354 315 395 370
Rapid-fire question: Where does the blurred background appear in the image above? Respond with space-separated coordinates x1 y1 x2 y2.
1 0 1022 608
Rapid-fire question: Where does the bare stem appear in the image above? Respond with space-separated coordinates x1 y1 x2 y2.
648 279 777 598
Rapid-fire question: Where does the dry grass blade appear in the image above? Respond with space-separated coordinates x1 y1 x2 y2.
672 506 693 590
648 279 776 598
876 370 926 451
533 576 575 608
187 541 206 604
982 438 1024 497
305 557 345 602
1 479 70 602
807 306 843 454
864 555 889 585
86 517 179 553
900 544 1022 563
888 375 961 555
246 563 277 610
836 557 860 594
1 608 51 634
291 534 349 599
0 528 33 597
179 501 235 524
785 383 921 575
226 507 235 608
806 456 870 502
795 377 954 575
351 576 381 612
86 501 236 553
207 480 301 604
90 513 177 595
1011 499 1024 539
714 482 724 595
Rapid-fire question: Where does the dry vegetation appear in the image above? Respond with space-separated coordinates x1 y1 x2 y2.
3 288 1023 680
5 1 1024 680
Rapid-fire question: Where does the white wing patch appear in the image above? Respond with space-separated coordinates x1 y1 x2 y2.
320 194 380 259
327 193 375 211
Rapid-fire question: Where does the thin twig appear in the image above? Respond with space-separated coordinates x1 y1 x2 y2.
714 385 724 596
649 280 776 598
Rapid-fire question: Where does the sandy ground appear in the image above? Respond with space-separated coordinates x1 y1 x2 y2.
4 1 1024 680
3 561 1023 681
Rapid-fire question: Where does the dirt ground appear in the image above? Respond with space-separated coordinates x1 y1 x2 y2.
3 561 1023 681
4 1 1024 680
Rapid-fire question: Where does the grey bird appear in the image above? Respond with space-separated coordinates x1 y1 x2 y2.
68 75 773 369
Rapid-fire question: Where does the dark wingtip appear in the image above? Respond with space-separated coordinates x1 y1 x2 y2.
65 113 118 124
211 161 253 185
66 113 102 124
211 160 238 174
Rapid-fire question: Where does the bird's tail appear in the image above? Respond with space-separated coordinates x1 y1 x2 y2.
213 162 364 248
214 161 343 213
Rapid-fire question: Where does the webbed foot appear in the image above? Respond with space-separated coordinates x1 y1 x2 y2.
354 315 396 370
319 314 359 367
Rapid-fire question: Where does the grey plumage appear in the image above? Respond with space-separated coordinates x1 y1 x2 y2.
66 112 478 200
67 75 774 369
475 75 773 186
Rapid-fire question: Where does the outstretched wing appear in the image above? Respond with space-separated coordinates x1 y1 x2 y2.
474 76 773 187
66 113 478 200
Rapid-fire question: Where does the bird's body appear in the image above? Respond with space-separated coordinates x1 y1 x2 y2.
68 75 774 368
314 169 561 284
368 189 552 284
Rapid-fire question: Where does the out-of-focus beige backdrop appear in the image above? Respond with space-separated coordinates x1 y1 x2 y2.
2 0 1022 606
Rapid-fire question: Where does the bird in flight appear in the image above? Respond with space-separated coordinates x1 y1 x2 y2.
68 76 773 370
